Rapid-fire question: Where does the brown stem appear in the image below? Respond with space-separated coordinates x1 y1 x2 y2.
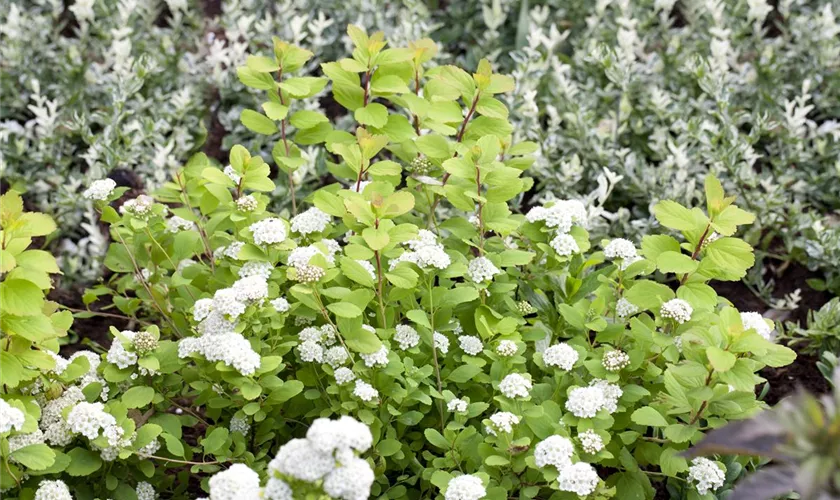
429 93 481 217
276 68 296 215
679 223 711 285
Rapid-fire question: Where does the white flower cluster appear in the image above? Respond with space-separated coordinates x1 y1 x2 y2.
297 325 339 364
447 398 468 414
178 331 261 376
550 233 580 256
496 340 518 357
603 238 641 269
660 298 693 324
239 261 273 280
120 195 155 218
107 331 139 369
230 416 250 434
579 429 604 454
8 428 46 458
236 194 258 212
66 402 126 453
526 199 587 233
360 343 389 368
485 411 520 435
459 335 483 356
136 482 156 500
434 332 450 354
543 343 579 370
394 324 420 350
271 297 290 313
83 178 116 201
0 399 25 433
333 367 356 385
34 480 72 500
444 474 486 500
353 380 379 402
356 259 377 279
208 463 261 500
565 380 622 418
40 386 85 446
687 457 726 495
165 215 195 233
265 416 374 500
467 256 501 283
250 218 287 246
558 462 600 496
287 240 341 270
498 373 532 399
615 297 639 318
389 229 451 271
534 435 574 469
740 311 774 341
290 207 331 236
602 350 630 372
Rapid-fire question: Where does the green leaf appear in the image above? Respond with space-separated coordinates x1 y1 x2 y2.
344 327 382 354
475 96 508 119
327 302 363 318
237 67 275 90
706 346 737 372
385 267 418 288
663 424 698 443
262 102 288 120
1 314 55 342
624 280 674 311
712 205 755 236
763 344 796 368
406 310 432 329
246 55 280 72
377 439 402 456
122 386 155 409
497 250 535 266
340 257 375 287
355 103 389 128
659 448 688 477
0 279 44 316
415 134 451 159
290 110 329 129
656 251 698 274
269 380 304 403
201 427 230 454
704 175 725 215
240 110 278 135
448 365 482 383
704 237 755 281
362 227 390 251
653 200 707 232
160 433 185 457
485 455 510 466
11 444 56 470
446 287 479 306
631 407 669 427
65 448 103 476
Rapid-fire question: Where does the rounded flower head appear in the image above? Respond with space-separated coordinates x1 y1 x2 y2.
333 367 356 385
740 311 774 341
447 398 468 414
558 462 599 496
467 256 501 283
394 324 420 350
434 332 450 354
543 343 579 371
263 478 293 500
323 456 375 500
459 335 483 356
660 298 693 324
236 194 258 212
290 207 331 236
83 178 117 200
603 238 637 260
0 399 25 434
498 373 532 399
534 435 574 469
136 482 156 500
688 457 725 495
360 345 389 368
579 429 604 454
229 417 250 434
34 480 72 500
550 233 580 256
250 218 287 246
353 380 379 402
306 416 372 455
270 297 290 313
269 438 335 482
486 412 520 435
208 463 260 500
165 215 195 233
615 297 639 318
496 340 518 357
239 261 273 280
444 474 486 500
602 350 630 372
565 386 606 418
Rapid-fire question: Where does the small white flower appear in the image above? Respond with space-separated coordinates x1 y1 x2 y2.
208 463 260 500
353 380 379 402
270 297 290 313
740 311 774 341
299 340 324 363
550 233 580 256
602 350 630 372
250 218 287 246
165 215 195 233
333 367 356 385
290 207 331 236
604 238 639 268
0 399 25 434
444 474 486 500
498 373 532 399
486 412 520 435
459 335 483 356
558 462 599 496
236 194 258 212
447 398 468 414
615 298 639 318
660 298 693 324
688 457 726 495
238 261 273 280
120 195 154 217
229 417 250 434
224 165 241 184
34 480 73 500
360 345 389 368
322 456 375 500
394 324 421 350
534 435 574 469
324 346 349 368
83 178 116 200
579 429 604 454
543 343 579 371
434 332 450 354
496 340 518 357
467 256 501 283
565 386 606 418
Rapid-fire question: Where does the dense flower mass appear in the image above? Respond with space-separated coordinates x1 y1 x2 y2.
688 458 726 495
459 335 484 356
394 324 421 350
390 230 451 270
467 256 501 283
558 462 599 496
290 207 331 235
0 399 25 433
498 373 532 399
661 298 694 324
82 178 116 201
444 474 486 500
543 343 579 371
250 218 287 245
534 435 574 469
34 480 73 500
741 311 775 341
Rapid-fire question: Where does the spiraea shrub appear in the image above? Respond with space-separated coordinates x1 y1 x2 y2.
2 26 796 500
